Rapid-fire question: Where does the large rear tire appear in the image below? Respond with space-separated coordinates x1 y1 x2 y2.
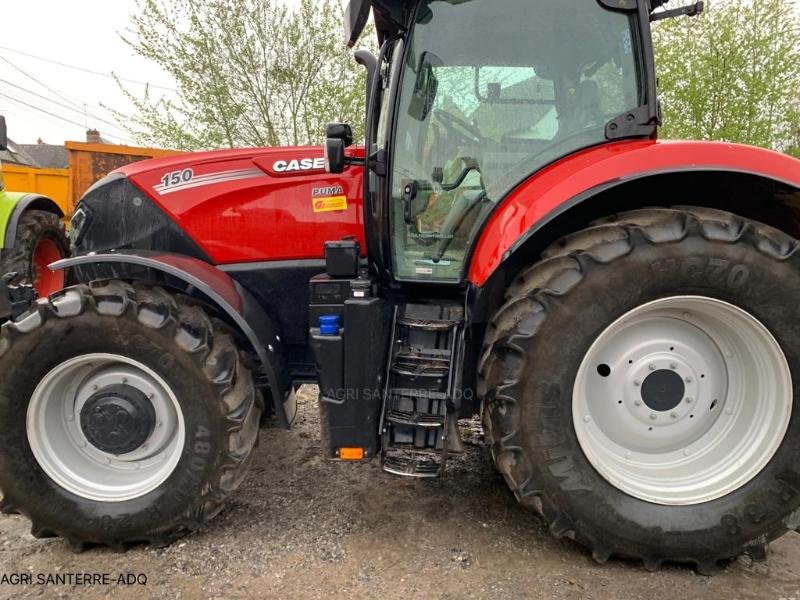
0 281 260 549
479 207 800 570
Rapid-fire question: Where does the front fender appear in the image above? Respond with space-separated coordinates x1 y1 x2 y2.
0 190 25 250
0 192 64 249
468 140 800 287
49 250 295 428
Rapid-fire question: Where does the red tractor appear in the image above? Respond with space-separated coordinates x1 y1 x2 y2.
1 0 799 570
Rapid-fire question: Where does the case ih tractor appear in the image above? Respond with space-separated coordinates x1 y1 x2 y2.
0 116 69 302
0 0 799 571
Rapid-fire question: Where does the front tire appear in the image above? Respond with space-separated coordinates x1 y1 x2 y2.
0 281 260 549
0 209 69 296
479 207 800 569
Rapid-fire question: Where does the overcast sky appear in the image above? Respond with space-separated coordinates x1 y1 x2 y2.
3 1 794 147
0 0 328 146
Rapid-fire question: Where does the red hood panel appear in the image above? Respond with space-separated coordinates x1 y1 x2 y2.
123 146 365 264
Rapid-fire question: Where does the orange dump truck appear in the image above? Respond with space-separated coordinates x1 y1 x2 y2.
5 140 181 218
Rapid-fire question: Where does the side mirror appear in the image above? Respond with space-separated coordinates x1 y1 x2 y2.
324 123 354 174
325 138 346 174
0 116 7 152
326 123 354 147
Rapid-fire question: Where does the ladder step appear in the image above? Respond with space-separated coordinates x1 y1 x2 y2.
382 452 442 478
391 388 448 401
386 409 445 428
397 316 460 331
391 364 449 377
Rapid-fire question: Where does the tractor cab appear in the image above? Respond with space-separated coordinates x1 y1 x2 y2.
329 0 658 283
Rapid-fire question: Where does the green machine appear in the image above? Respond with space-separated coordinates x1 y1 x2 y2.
0 115 68 299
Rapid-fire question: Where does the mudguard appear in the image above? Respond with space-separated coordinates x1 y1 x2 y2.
0 193 64 248
0 191 20 248
468 140 800 287
49 250 296 428
0 192 64 250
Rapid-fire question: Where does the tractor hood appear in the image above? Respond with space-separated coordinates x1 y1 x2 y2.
73 144 367 265
112 145 331 180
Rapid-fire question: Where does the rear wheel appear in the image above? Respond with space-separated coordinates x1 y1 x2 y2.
0 281 260 549
0 209 69 296
479 207 800 569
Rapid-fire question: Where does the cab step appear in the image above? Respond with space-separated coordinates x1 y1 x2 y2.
385 409 446 428
382 450 442 478
381 303 465 478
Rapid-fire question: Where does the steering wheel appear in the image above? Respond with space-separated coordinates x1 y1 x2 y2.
433 109 484 145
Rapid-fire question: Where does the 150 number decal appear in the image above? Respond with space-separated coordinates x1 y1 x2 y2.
160 168 194 188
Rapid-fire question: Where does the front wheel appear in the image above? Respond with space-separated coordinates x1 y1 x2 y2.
0 209 69 296
479 207 800 570
0 281 260 549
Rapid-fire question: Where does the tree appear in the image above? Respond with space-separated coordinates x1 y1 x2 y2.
117 0 370 150
652 0 800 154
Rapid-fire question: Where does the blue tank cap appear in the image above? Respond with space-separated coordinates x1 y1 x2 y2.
319 315 341 336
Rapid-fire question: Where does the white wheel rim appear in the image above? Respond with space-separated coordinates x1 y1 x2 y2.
572 296 792 505
27 354 185 502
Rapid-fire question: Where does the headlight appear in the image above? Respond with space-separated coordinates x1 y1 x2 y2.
69 206 91 248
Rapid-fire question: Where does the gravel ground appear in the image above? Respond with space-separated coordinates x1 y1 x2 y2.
1 385 799 599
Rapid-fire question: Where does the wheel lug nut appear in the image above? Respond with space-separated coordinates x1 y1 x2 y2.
670 363 677 370
92 384 98 391
685 397 693 404
634 400 642 407
122 377 128 384
648 364 656 371
670 411 678 419
685 376 693 383
634 379 641 386
649 413 657 420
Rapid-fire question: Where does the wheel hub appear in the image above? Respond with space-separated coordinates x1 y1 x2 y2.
640 369 684 412
27 354 185 502
80 385 156 455
573 296 792 505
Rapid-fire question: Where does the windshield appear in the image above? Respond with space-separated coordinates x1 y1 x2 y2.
389 0 642 281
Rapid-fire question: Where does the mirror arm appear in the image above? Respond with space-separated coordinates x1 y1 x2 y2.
650 0 703 21
354 50 378 99
344 155 367 168
366 149 387 176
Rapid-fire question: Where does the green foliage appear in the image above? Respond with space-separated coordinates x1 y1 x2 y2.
652 0 800 154
117 0 372 150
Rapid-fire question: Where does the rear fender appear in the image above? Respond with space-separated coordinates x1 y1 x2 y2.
49 250 295 428
468 140 800 287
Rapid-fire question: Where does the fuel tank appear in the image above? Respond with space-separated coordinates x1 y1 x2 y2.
80 145 366 265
